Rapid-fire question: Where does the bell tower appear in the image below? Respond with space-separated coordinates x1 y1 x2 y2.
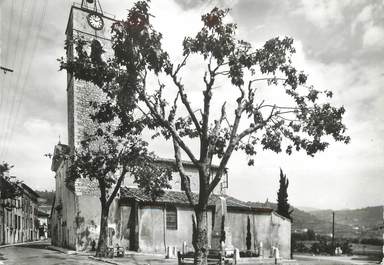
65 0 115 150
80 0 103 13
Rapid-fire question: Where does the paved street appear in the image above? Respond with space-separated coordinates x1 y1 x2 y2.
0 241 381 265
294 254 380 265
0 242 102 265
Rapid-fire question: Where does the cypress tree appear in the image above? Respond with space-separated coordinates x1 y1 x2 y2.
277 168 293 219
246 216 252 251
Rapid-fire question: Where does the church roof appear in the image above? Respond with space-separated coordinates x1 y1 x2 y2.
120 187 273 213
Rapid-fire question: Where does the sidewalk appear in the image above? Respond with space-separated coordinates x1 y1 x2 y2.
89 255 300 265
0 239 47 249
89 252 178 265
45 245 300 265
45 245 178 265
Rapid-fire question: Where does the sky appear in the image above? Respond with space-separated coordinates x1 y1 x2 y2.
0 0 383 210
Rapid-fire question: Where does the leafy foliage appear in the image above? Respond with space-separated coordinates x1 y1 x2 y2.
0 162 22 203
68 131 172 203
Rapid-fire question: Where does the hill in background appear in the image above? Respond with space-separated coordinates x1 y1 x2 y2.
254 201 382 239
309 206 383 239
35 190 55 206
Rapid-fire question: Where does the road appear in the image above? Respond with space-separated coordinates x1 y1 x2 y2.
0 242 103 265
0 242 381 265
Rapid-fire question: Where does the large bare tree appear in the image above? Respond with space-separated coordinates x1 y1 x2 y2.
60 2 350 264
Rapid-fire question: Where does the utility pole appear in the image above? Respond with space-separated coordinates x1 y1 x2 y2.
332 211 335 256
381 206 384 264
0 66 14 74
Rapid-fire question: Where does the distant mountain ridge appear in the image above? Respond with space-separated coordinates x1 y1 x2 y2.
35 190 55 205
254 201 382 239
310 206 383 227
308 206 383 238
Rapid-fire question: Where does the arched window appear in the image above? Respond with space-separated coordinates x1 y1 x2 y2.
166 206 177 230
90 39 104 64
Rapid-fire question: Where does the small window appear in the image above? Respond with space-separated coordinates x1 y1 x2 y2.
166 206 177 230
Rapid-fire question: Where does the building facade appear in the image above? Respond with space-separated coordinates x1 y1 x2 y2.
37 210 50 240
0 182 40 245
50 0 291 259
51 142 291 257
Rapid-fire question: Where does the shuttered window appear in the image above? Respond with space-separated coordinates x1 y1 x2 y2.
166 207 177 230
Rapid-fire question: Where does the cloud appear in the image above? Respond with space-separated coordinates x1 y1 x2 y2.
363 26 384 49
293 0 354 29
4 118 66 190
173 0 240 11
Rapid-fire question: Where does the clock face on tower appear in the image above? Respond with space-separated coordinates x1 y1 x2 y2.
87 13 104 30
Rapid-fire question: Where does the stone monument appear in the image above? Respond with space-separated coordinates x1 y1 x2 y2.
211 197 233 254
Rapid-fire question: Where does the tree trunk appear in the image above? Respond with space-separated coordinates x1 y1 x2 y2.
96 207 109 257
193 208 208 265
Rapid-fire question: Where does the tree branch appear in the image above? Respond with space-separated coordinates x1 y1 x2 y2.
140 89 200 165
170 54 202 134
237 105 276 140
207 102 226 163
172 137 195 207
167 91 180 122
208 87 245 194
173 53 189 77
107 167 127 207
171 75 202 133
250 77 286 83
201 61 216 162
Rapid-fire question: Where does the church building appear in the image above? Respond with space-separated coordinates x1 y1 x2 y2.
50 0 291 259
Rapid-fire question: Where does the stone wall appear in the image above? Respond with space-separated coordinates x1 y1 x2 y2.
51 160 77 250
137 206 212 253
227 210 291 259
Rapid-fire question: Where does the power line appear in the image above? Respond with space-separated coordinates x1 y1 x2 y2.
0 0 27 155
2 0 14 71
3 0 48 157
0 0 15 131
0 0 31 157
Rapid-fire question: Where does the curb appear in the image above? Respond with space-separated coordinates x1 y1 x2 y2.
0 240 47 249
89 256 122 265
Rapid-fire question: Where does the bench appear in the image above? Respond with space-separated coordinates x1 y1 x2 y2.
106 245 125 258
178 251 232 265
